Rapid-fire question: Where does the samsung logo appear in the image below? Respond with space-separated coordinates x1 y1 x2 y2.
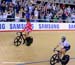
39 24 59 29
0 24 5 29
10 24 34 29
69 24 75 29
10 24 25 29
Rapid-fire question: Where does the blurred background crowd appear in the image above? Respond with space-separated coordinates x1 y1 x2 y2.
0 0 75 23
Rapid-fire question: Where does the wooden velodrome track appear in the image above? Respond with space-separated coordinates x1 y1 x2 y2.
0 31 75 65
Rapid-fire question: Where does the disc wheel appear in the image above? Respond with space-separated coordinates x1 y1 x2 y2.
25 36 33 46
61 55 70 65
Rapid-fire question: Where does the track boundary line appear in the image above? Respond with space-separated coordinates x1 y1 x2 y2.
1 58 75 64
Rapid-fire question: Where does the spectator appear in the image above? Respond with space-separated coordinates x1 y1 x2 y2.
71 12 75 23
15 13 20 22
0 11 3 21
34 7 39 19
6 10 14 21
25 10 30 20
66 6 71 14
57 9 63 18
62 11 67 23
2 10 8 21
0 0 75 22
67 14 72 23
53 15 58 22
1 1 6 13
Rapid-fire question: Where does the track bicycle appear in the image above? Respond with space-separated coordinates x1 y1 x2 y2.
14 32 33 46
50 49 70 65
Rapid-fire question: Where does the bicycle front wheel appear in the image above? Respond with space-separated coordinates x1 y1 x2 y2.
14 36 22 46
50 54 59 65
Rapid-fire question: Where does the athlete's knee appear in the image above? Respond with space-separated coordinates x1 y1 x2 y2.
61 48 66 55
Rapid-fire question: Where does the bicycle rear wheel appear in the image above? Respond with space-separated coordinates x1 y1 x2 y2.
14 36 22 46
25 36 33 46
61 55 70 65
50 54 59 65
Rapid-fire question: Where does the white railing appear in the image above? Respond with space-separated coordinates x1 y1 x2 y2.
45 0 75 5
0 18 74 23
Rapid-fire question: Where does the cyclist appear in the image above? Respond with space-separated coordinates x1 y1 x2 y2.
54 36 71 58
22 19 32 38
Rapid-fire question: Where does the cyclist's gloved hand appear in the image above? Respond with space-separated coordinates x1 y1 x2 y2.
53 48 56 52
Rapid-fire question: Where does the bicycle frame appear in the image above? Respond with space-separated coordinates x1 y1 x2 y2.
16 32 25 40
54 49 62 61
14 32 33 46
54 49 62 57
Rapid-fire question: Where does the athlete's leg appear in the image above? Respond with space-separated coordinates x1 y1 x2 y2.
61 48 66 56
60 45 71 58
58 48 66 59
25 32 29 37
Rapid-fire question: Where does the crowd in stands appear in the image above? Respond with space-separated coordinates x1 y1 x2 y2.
0 0 75 23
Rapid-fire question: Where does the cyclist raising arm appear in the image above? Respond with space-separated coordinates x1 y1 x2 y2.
22 19 32 37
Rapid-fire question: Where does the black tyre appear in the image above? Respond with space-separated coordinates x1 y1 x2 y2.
25 36 33 46
14 36 22 46
50 54 59 65
61 55 70 65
